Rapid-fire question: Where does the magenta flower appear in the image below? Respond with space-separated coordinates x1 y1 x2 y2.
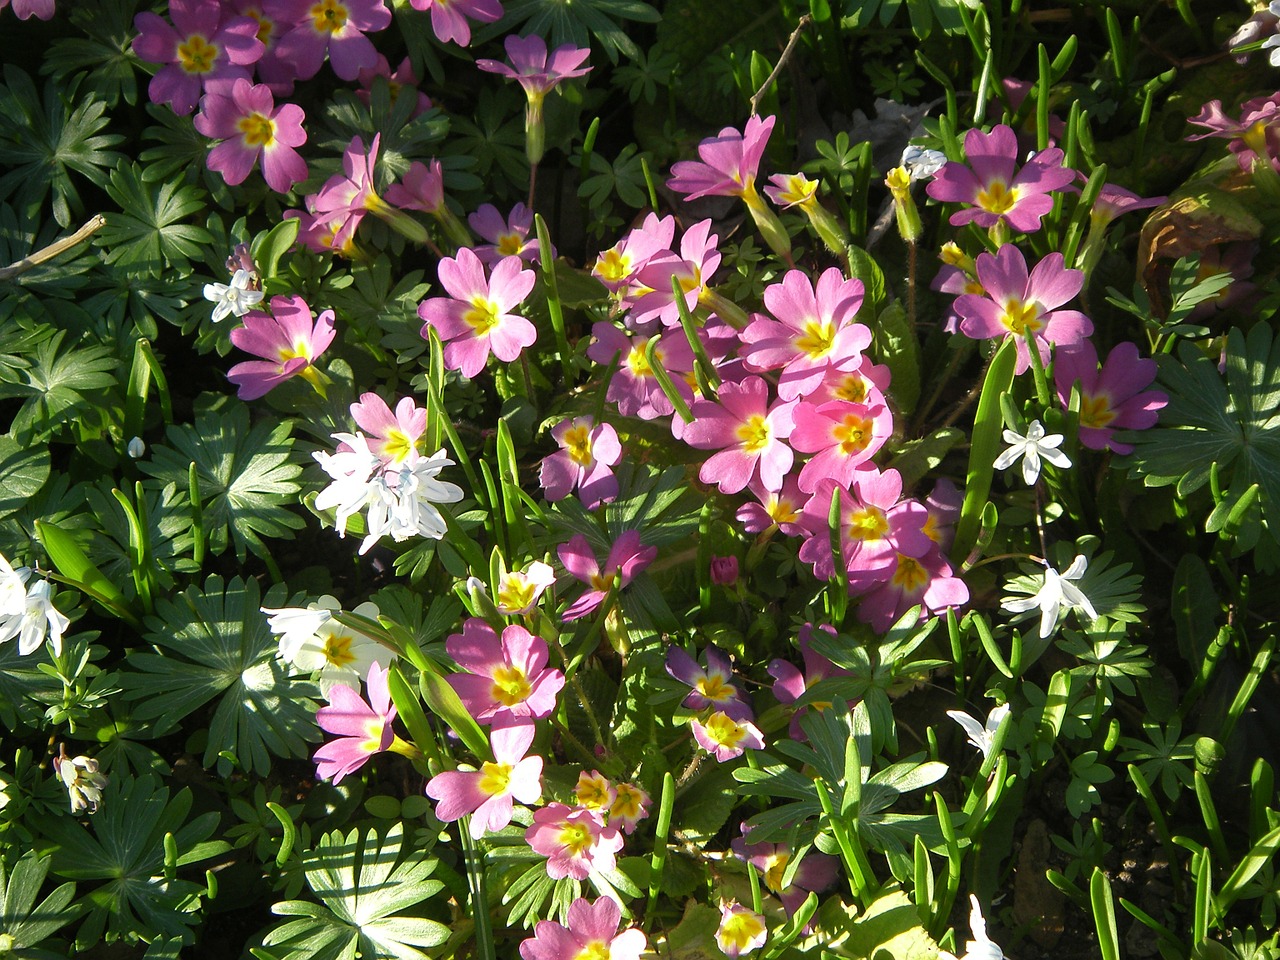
628 219 722 328
1091 183 1166 226
692 710 765 762
539 417 622 509
768 623 851 739
733 827 839 917
425 720 543 838
741 267 872 401
807 357 893 408
227 294 336 400
445 619 566 725
715 901 768 957
557 531 657 621
357 55 433 117
608 783 650 835
954 245 1093 375
267 0 391 81
736 475 807 537
0 0 53 20
408 0 502 46
1054 341 1167 454
477 34 592 105
665 645 752 720
1187 94 1280 172
925 124 1075 234
592 212 676 296
520 896 648 960
854 547 970 631
469 203 541 265
790 399 894 493
348 392 427 468
308 133 382 223
230 0 295 94
194 79 307 193
586 324 695 420
133 0 264 115
668 114 775 202
313 661 396 784
684 376 797 495
385 158 446 215
417 248 538 379
526 803 623 880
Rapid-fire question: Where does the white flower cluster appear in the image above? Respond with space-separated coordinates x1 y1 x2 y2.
0 553 70 657
262 595 389 696
313 432 464 555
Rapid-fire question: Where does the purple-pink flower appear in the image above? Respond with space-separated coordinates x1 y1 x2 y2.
386 159 447 215
267 0 391 81
668 114 775 202
0 0 54 20
854 547 970 631
519 896 648 960
733 825 839 916
469 203 541 265
692 710 765 762
227 294 336 400
683 376 797 495
408 0 502 46
348 392 427 468
525 803 623 880
1054 341 1168 454
313 661 396 784
539 417 622 509
1187 94 1280 172
445 619 565 725
476 34 592 105
790 398 894 493
557 531 657 621
925 124 1075 234
133 0 264 115
194 79 307 193
417 248 538 378
586 324 695 421
425 720 544 838
953 245 1093 375
665 645 752 720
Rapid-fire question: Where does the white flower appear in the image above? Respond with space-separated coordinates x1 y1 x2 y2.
126 436 146 459
289 600 387 695
1263 33 1280 67
1001 555 1098 639
313 433 381 538
901 144 947 181
0 578 70 656
262 596 340 662
962 895 1004 960
0 553 30 619
993 419 1071 485
203 268 264 323
56 755 107 815
495 561 556 615
946 703 1011 761
360 449 463 555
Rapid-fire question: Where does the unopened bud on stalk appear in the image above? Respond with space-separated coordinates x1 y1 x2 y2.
886 166 923 244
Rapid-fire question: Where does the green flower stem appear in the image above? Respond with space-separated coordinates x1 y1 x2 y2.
1022 326 1053 410
645 771 676 926
461 825 495 960
433 206 474 251
742 185 793 264
536 213 575 385
815 779 875 907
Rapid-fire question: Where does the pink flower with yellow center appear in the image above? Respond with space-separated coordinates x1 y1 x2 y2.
194 79 307 193
665 645 752 720
668 115 774 203
692 710 765 762
1187 94 1280 172
557 531 657 621
494 561 557 616
539 416 622 509
445 618 565 725
408 0 502 47
267 0 390 81
954 245 1093 375
925 124 1075 235
526 803 623 880
592 213 676 297
347 391 427 469
426 720 544 838
417 248 538 379
853 547 969 631
684 376 797 495
628 219 722 329
733 825 840 916
741 267 871 401
476 33 592 106
587 323 696 421
227 294 336 400
736 475 807 537
607 782 651 834
768 623 851 739
574 771 616 813
790 398 894 493
313 661 401 784
1054 340 1167 454
715 901 768 957
133 0 265 115
519 896 649 960
469 203 543 266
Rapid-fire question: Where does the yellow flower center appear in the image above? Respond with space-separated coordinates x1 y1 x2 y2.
893 555 928 590
795 319 837 359
696 674 734 703
939 242 972 269
963 279 985 296
562 423 594 466
703 712 747 749
1244 120 1270 159
177 35 218 74
590 571 616 593
573 942 612 960
323 631 356 666
238 112 275 148
831 373 868 403
834 414 873 456
736 415 771 453
559 822 595 856
848 506 889 541
1079 394 1116 429
610 784 644 821
381 428 418 465
1001 298 1042 335
497 233 524 257
477 761 512 796
626 342 653 378
718 910 767 951
463 296 502 334
976 179 1019 215
361 717 385 751
763 851 790 894
245 8 274 44
278 340 313 363
594 248 631 283
768 495 801 525
490 665 532 707
310 0 349 32
776 174 818 206
576 775 613 809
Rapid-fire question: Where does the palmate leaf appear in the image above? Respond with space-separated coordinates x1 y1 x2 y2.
118 575 320 776
1129 324 1280 551
474 0 659 62
0 851 81 960
98 160 212 277
260 823 449 960
39 773 225 948
0 329 119 442
140 400 305 559
41 0 143 108
0 68 125 227
840 0 978 37
0 204 96 330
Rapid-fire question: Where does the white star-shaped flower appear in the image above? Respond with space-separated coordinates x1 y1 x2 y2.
1001 555 1098 639
993 419 1071 485
203 268 264 323
946 703 1011 761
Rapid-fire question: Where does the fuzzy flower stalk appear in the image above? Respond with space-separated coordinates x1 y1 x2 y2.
765 172 849 255
477 34 591 166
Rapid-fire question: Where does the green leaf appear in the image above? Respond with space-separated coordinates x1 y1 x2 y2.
0 329 118 443
42 0 143 107
477 0 660 62
0 851 81 954
0 434 48 520
98 160 212 276
954 338 1016 562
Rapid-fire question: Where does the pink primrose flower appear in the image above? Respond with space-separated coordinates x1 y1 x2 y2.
573 771 616 813
764 171 821 209
1 0 54 20
348 392 427 469
954 245 1093 375
608 782 651 834
357 55 433 116
733 825 840 916
469 203 542 266
1091 182 1166 226
227 294 336 400
309 133 382 223
741 267 871 401
797 469 932 584
768 623 851 739
668 114 775 202
665 645 752 720
790 399 894 493
194 78 307 193
587 323 694 420
1054 341 1167 455
313 661 396 784
494 561 557 616
286 208 360 257
736 474 808 537
418 248 538 379
922 478 963 552
628 219 722 328
806 357 892 408
229 0 295 94
592 213 676 297
692 710 765 762
266 0 390 82
476 34 592 104
133 0 265 115
711 555 739 585
557 531 657 621
854 546 969 631
425 720 544 838
539 416 623 509
715 900 768 957
446 619 565 725
519 896 648 960
526 803 624 880
408 0 502 46
925 124 1075 234
683 376 797 495
385 158 446 215
1187 94 1280 172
